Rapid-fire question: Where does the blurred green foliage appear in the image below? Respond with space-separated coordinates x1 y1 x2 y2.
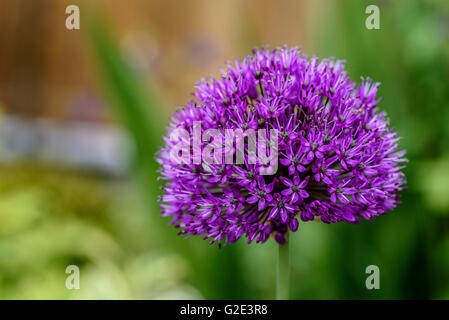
0 0 448 299
0 164 201 299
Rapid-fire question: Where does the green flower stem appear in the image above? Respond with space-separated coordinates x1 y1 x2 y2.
276 239 290 300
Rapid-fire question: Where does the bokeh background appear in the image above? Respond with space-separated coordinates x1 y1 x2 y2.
0 0 448 299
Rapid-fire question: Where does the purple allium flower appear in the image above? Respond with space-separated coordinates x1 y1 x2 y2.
157 46 407 247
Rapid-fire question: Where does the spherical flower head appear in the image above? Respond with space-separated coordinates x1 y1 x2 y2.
157 46 407 247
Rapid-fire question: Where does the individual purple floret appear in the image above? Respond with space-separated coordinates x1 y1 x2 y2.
157 46 406 247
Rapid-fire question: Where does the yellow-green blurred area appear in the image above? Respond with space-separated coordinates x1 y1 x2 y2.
0 0 448 299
